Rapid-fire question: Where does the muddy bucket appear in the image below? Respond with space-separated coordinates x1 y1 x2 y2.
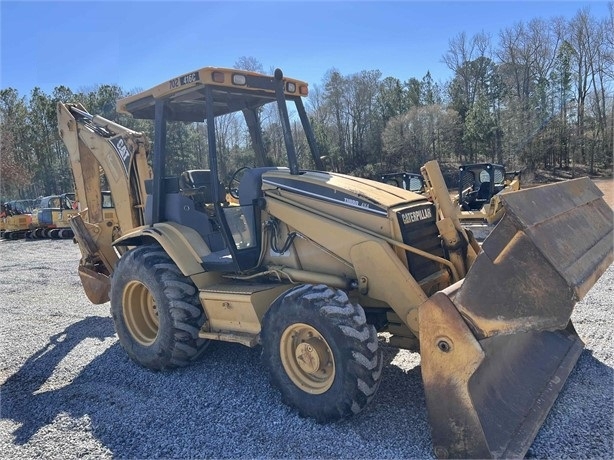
419 177 613 458
70 213 113 304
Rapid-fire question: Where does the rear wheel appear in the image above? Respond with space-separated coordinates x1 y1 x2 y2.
110 244 209 370
261 284 383 421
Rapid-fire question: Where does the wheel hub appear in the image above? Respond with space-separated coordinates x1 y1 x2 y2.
280 323 335 394
123 280 159 346
295 338 330 374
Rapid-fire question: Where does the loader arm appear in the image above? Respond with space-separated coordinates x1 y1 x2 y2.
57 102 152 303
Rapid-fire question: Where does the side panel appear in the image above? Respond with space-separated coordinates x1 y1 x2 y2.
264 195 429 335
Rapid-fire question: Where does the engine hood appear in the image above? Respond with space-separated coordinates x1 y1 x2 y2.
261 169 428 214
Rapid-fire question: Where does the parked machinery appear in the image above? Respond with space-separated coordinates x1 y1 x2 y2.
28 193 79 239
1 199 35 239
58 67 613 459
380 171 425 193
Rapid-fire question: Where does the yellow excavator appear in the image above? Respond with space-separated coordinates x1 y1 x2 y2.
29 193 79 239
0 203 7 236
57 67 613 459
1 199 36 239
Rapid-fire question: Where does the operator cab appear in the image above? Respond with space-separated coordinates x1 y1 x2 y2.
458 163 507 211
380 172 425 193
118 67 319 273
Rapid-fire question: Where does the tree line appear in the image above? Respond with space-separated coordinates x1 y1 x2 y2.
1 6 612 201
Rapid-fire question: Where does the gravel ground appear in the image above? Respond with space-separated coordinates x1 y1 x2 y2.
0 238 612 459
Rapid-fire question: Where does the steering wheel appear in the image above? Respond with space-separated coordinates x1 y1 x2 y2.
228 166 252 200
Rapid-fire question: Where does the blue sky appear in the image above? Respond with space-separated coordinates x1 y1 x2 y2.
1 1 610 98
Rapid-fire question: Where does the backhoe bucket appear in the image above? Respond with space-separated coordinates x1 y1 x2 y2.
78 265 111 304
419 177 613 459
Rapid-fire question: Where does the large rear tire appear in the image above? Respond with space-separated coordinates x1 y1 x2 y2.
261 284 383 422
110 245 209 370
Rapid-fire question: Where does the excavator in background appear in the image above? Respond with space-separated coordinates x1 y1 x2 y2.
0 203 7 236
57 66 613 459
29 193 79 239
1 199 36 239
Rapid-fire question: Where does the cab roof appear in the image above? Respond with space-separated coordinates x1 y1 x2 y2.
117 67 308 122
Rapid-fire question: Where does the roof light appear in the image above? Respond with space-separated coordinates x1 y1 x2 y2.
212 71 225 83
286 82 296 93
299 85 308 96
232 74 247 85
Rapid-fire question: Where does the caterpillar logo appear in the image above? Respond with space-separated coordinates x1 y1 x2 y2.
109 137 131 175
401 206 433 224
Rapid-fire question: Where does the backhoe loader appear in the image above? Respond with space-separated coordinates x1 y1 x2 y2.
57 67 613 459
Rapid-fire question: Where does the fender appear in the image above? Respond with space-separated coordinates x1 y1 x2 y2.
113 222 212 277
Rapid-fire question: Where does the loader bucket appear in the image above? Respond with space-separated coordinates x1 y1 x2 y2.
419 177 613 459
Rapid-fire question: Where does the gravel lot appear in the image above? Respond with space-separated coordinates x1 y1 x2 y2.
1 237 612 459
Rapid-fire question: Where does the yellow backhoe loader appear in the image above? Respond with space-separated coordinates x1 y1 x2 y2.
57 67 613 459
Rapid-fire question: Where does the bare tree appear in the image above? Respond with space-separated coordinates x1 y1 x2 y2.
496 18 561 168
382 105 461 171
568 8 600 175
234 56 265 73
443 31 492 110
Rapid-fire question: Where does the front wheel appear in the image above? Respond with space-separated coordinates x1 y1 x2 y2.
110 245 209 370
261 284 383 421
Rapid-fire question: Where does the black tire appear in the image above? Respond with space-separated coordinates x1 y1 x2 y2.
58 228 73 239
261 284 383 422
49 228 60 239
110 244 209 370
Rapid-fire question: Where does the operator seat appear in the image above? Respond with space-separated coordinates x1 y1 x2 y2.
476 181 492 200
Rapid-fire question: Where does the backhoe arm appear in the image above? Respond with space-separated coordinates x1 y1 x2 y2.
57 102 152 303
